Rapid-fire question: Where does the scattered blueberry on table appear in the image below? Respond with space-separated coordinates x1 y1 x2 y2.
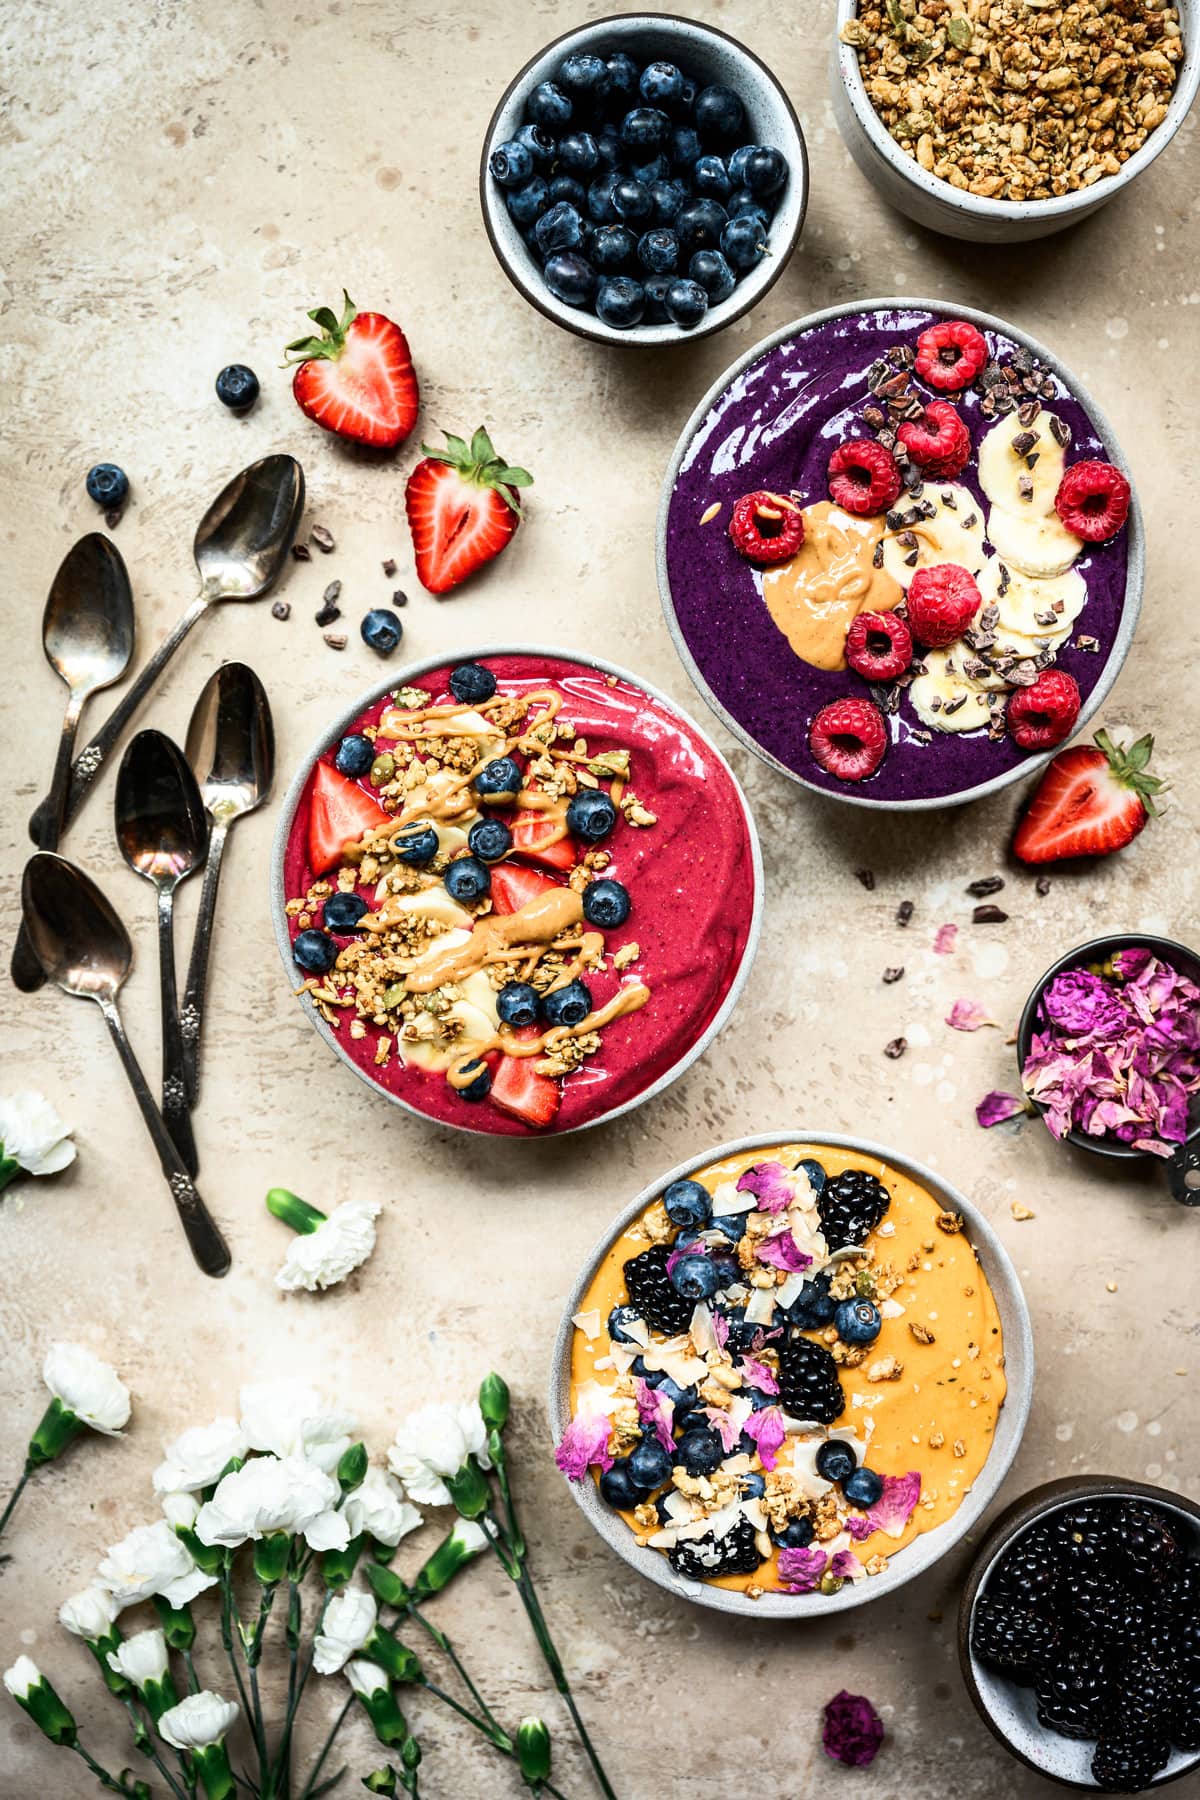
215 364 260 411
360 607 403 655
490 47 789 331
86 463 129 509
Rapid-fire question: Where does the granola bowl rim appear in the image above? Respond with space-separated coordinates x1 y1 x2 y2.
655 294 1145 811
269 643 764 1139
548 1128 1035 1618
831 0 1199 238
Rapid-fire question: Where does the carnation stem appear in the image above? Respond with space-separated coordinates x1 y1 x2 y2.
404 1602 503 1738
182 1648 201 1695
296 1693 352 1800
417 1682 571 1800
72 1741 130 1793
218 1563 268 1787
121 1694 192 1800
0 1469 29 1541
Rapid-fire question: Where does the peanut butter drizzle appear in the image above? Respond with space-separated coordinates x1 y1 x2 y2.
405 888 585 992
446 981 652 1089
760 502 903 671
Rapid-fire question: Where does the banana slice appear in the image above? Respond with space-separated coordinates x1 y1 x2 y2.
386 890 475 930
977 559 1087 634
908 648 996 734
397 938 501 1072
880 483 987 588
986 505 1083 581
977 413 1067 518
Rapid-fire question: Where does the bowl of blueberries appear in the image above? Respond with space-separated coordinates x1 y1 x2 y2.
480 14 807 343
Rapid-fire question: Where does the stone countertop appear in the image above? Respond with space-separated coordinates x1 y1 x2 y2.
1 1 1198 1796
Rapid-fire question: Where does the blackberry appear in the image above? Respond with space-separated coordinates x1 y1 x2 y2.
1118 1500 1182 1590
1104 1656 1175 1737
623 1244 694 1336
1049 1502 1116 1575
972 1594 1059 1682
1091 1731 1170 1793
816 1168 891 1251
1171 1667 1200 1753
1036 1652 1112 1740
776 1337 845 1424
668 1515 762 1581
1070 1577 1158 1652
992 1542 1062 1614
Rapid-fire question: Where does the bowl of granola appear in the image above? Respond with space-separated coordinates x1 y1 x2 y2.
550 1132 1033 1615
832 0 1196 243
270 647 762 1137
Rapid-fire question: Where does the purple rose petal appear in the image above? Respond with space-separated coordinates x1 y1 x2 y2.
822 1690 884 1768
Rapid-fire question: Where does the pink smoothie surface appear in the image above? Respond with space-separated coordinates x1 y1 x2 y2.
282 653 758 1135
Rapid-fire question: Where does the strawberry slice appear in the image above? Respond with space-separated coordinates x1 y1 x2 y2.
308 761 389 875
405 427 532 596
511 815 576 871
286 292 419 450
490 863 560 916
1013 731 1165 865
491 1027 561 1130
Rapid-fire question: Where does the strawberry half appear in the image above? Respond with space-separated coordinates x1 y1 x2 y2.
491 1027 561 1130
490 863 560 916
405 427 532 596
1013 730 1165 865
308 761 389 875
285 292 419 450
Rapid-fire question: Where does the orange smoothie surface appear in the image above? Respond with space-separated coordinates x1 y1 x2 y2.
566 1142 1007 1596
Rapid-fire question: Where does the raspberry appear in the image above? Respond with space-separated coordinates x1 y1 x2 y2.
904 562 980 648
729 490 805 564
1054 459 1131 542
827 439 902 516
1008 669 1081 752
897 401 972 478
844 610 912 682
809 697 888 783
914 318 989 392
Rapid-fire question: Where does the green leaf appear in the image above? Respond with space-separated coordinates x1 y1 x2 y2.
443 433 471 464
470 426 497 465
306 306 343 335
495 465 533 487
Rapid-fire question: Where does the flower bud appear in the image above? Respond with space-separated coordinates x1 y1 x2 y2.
517 1716 551 1784
338 1442 369 1494
478 1373 510 1434
252 1531 291 1586
445 1460 489 1520
362 1768 398 1796
412 1520 487 1599
364 1562 409 1609
3 1657 77 1747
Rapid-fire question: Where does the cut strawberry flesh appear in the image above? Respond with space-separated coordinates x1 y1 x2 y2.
511 811 576 871
491 1026 561 1129
489 863 561 916
407 462 516 595
308 761 389 875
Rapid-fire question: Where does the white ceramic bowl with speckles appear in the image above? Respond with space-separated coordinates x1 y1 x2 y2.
548 1130 1034 1618
831 0 1199 243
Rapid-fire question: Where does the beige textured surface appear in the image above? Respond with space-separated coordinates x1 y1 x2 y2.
2 2 1199 1796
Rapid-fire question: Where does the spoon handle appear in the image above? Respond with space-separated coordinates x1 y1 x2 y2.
29 594 210 847
10 691 87 991
157 887 199 1178
180 816 229 1105
96 996 231 1277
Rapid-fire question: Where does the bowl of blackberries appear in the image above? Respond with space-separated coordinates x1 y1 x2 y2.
960 1476 1200 1792
480 14 807 344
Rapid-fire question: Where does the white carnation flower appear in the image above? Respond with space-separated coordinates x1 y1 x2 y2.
43 1342 130 1435
3 1655 41 1699
195 1454 347 1551
387 1400 491 1506
275 1198 381 1294
58 1585 120 1641
161 1491 200 1531
239 1379 356 1473
153 1417 248 1494
312 1588 377 1675
341 1467 422 1548
344 1658 389 1699
107 1628 168 1690
0 1092 75 1181
158 1691 238 1752
97 1519 216 1611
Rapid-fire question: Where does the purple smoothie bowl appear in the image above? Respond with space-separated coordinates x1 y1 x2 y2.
656 299 1144 810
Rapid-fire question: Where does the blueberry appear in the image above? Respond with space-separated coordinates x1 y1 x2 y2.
448 661 497 705
611 177 652 223
721 212 767 271
334 734 375 778
744 145 787 195
541 979 592 1029
688 249 736 303
507 178 549 229
637 229 679 275
674 1405 710 1438
676 1428 723 1477
665 278 708 329
649 177 688 225
724 1313 767 1355
527 80 573 129
639 61 684 109
620 107 671 153
678 75 697 111
674 197 727 251
834 1299 882 1347
798 1157 827 1196
489 139 534 187
361 608 403 655
606 50 640 101
815 1440 857 1485
215 364 259 410
709 1212 747 1243
394 824 439 867
783 1272 837 1328
86 463 129 508
669 125 703 168
596 276 646 329
547 174 586 209
692 154 732 200
443 858 491 904
293 929 336 975
740 1472 766 1499
544 251 598 309
607 1303 643 1345
474 757 523 799
566 787 617 841
497 981 540 1029
726 189 771 225
694 83 745 140
457 1059 492 1102
844 1467 884 1508
582 877 631 928
669 1253 719 1303
467 818 513 863
599 1460 643 1510
628 1439 673 1490
712 1256 739 1289
589 224 636 272
558 52 610 102
727 145 758 186
558 130 599 174
534 200 584 255
771 1517 815 1549
654 1376 697 1410
595 126 623 169
642 274 672 323
323 892 369 933
586 172 620 223
515 122 556 166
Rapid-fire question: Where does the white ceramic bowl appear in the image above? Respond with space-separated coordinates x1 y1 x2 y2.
549 1131 1034 1617
480 13 808 345
831 0 1199 243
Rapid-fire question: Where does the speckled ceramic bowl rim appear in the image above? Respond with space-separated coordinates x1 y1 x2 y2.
548 1129 1034 1617
268 643 764 1139
833 0 1200 227
957 1475 1200 1791
478 12 809 347
1016 931 1200 1162
655 295 1145 811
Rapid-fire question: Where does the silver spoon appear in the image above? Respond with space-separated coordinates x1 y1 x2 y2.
28 453 303 846
181 663 275 1103
20 852 230 1277
11 536 135 993
115 731 209 1177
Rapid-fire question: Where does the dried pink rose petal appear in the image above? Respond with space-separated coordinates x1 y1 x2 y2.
736 1160 795 1213
845 1513 873 1541
863 1470 922 1538
665 1239 708 1280
756 1233 813 1273
634 1378 674 1457
976 1089 1027 1129
739 1357 780 1397
553 1413 613 1482
822 1690 884 1767
933 922 958 955
743 1405 786 1471
830 1548 867 1583
777 1544 827 1592
704 1406 741 1454
946 998 994 1032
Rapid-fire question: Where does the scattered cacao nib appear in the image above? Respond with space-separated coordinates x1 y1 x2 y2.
1017 400 1041 428
871 683 902 714
382 558 397 577
980 393 997 420
904 550 919 568
883 967 904 984
929 694 943 712
292 543 312 562
855 868 876 891
392 589 409 607
884 1037 907 1060
909 659 927 677
996 566 1011 598
1075 634 1099 653
896 899 914 927
105 508 123 529
1039 378 1057 400
987 718 1007 741
879 370 911 399
979 360 1006 391
271 600 290 622
1011 430 1039 458
942 694 968 715
1034 609 1057 627
311 525 336 553
878 428 897 451
1011 346 1034 374
1026 451 1040 469
940 489 956 508
872 541 885 570
909 480 925 500
1008 659 1040 687
1035 875 1052 897
972 904 1008 924
322 580 342 605
314 600 341 627
961 512 978 530
863 404 886 432
967 876 1005 898
323 631 347 650
962 656 990 680
885 509 906 531
888 342 915 368
1052 598 1065 615
867 358 891 394
1004 365 1023 389
910 728 932 743
1049 415 1072 448
994 391 1015 415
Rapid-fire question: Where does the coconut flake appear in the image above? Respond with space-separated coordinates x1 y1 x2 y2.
711 1180 758 1217
571 1308 601 1340
745 1288 777 1327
